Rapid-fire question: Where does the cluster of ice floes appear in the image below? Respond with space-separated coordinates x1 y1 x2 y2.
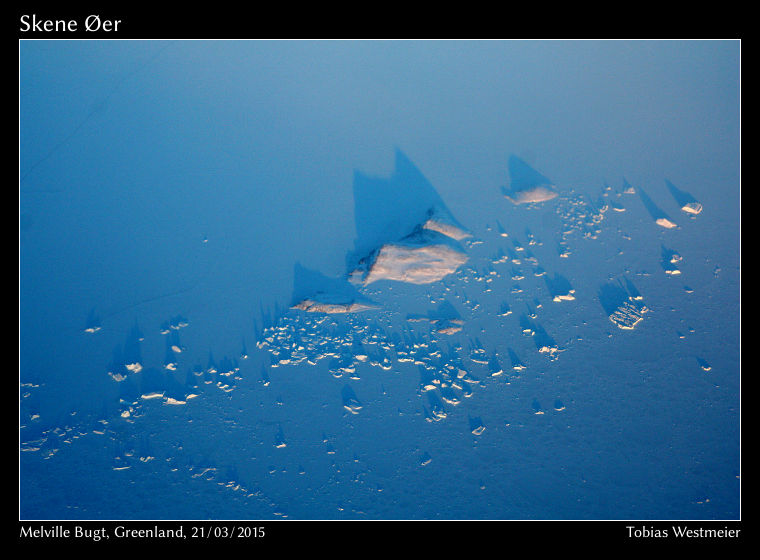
20 147 727 521
407 301 465 335
100 314 246 412
257 313 393 374
552 192 607 258
255 308 488 423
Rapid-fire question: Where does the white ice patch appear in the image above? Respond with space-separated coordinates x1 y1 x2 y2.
292 299 378 314
503 186 559 205
362 242 468 285
682 201 703 215
421 216 471 241
656 217 678 229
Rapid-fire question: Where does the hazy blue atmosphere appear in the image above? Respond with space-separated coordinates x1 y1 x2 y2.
20 40 740 520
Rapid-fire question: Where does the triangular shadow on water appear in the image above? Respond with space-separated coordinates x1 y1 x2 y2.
348 149 468 270
290 262 377 312
428 300 462 322
501 155 558 204
665 179 702 214
637 186 676 228
597 280 630 317
544 273 574 301
408 299 462 322
660 245 681 275
84 307 102 333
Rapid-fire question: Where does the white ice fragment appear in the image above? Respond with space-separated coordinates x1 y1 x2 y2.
656 217 678 229
421 216 471 241
291 299 378 314
504 186 559 205
362 242 467 285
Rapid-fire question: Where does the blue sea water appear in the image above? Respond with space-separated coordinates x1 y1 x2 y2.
20 40 739 520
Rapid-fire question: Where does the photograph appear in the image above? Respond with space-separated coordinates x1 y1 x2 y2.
19 32 741 541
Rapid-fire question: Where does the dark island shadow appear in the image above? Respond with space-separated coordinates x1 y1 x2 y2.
637 186 677 228
347 148 468 271
291 262 377 312
598 280 630 317
665 179 702 214
501 156 558 204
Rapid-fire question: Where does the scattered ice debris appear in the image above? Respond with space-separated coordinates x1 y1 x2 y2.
553 399 566 411
160 315 189 334
598 278 648 330
518 314 561 357
406 300 464 335
553 192 605 250
697 357 712 372
502 156 559 204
